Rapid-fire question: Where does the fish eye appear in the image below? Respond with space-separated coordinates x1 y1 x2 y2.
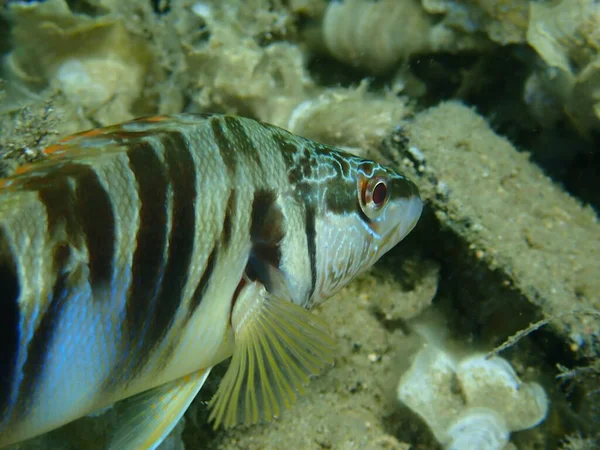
371 181 388 207
359 175 389 219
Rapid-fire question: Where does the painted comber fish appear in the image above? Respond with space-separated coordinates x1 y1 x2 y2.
0 113 422 449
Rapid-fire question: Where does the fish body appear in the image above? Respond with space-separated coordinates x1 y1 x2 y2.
0 113 422 448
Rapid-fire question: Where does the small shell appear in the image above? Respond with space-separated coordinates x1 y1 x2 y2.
445 408 509 450
397 346 461 443
456 354 549 432
322 0 432 73
397 342 549 448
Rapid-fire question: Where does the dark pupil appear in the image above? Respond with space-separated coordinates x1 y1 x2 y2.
372 182 387 205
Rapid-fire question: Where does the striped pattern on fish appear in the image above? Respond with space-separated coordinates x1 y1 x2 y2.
0 113 422 448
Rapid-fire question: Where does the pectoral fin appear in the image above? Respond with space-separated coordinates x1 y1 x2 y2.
208 281 335 429
108 368 211 450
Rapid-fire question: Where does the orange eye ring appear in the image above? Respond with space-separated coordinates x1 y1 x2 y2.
359 175 389 219
371 180 388 207
363 177 389 209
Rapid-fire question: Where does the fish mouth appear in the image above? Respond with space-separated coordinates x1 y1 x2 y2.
397 194 423 241
378 194 423 255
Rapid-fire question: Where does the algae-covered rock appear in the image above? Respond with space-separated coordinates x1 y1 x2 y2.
526 0 600 134
2 0 152 125
399 102 600 356
423 0 530 45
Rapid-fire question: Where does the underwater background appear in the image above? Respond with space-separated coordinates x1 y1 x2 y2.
0 0 599 449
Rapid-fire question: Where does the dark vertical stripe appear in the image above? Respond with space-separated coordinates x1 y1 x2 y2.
28 173 83 401
221 189 235 248
73 167 116 291
0 231 21 418
271 131 302 186
125 140 170 373
8 162 112 412
187 247 217 321
249 190 284 268
187 188 234 321
21 161 113 249
33 170 79 240
17 244 76 418
210 118 237 177
222 116 262 166
142 131 197 360
304 204 317 303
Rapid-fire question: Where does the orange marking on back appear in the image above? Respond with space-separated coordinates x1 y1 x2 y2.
43 143 67 155
13 164 37 176
44 127 105 154
144 115 169 123
64 127 106 142
78 128 106 139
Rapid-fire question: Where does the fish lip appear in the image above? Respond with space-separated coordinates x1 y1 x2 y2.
390 194 424 245
404 194 424 235
373 193 422 259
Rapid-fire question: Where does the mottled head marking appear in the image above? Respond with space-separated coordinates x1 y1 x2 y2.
279 138 423 309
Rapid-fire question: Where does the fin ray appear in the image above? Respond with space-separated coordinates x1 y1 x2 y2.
208 282 335 429
108 368 211 450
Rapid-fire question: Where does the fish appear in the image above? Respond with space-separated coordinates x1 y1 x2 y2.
0 113 422 449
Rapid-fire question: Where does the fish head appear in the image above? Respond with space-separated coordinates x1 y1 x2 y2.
308 155 423 307
353 160 423 258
